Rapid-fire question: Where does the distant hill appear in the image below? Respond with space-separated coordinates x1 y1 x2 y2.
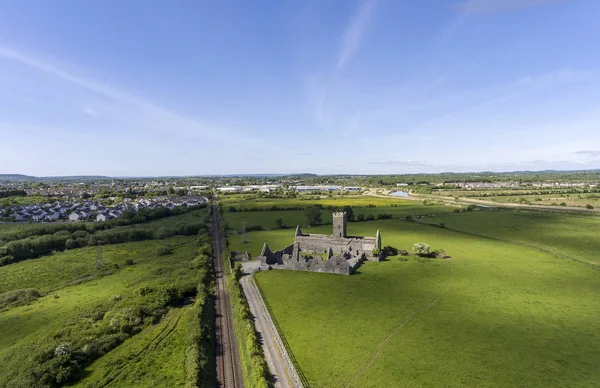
0 174 111 182
0 174 37 181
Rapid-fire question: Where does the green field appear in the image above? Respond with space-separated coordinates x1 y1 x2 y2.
225 202 600 387
0 212 214 387
429 211 600 267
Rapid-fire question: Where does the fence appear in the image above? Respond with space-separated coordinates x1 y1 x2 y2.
253 275 311 388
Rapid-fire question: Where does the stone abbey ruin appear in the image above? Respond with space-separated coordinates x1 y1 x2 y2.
258 212 381 275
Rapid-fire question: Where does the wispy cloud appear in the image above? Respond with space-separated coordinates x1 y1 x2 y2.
83 107 99 117
454 0 569 14
297 152 313 156
0 45 231 141
368 159 432 167
337 0 377 70
573 150 600 157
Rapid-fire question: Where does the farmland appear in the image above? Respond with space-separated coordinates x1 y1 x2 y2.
0 211 215 387
223 196 600 387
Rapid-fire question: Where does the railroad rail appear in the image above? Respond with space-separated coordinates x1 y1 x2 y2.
212 201 244 388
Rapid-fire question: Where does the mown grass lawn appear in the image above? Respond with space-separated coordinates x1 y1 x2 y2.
255 219 600 387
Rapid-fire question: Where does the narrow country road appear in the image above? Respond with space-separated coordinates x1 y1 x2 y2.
212 200 245 388
240 275 303 388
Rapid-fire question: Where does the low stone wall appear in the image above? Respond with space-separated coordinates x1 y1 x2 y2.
259 243 354 275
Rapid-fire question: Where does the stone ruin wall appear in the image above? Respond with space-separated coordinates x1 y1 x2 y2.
295 234 379 261
258 242 358 275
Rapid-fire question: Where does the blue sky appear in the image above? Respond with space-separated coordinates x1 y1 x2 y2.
1 0 600 176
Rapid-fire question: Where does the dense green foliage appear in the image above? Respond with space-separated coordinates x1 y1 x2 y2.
0 209 207 266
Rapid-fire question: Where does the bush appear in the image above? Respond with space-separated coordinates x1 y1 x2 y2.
381 246 398 256
399 249 409 256
365 214 375 221
586 204 594 209
0 288 41 310
435 249 448 259
125 259 135 265
413 242 431 257
356 214 365 222
377 213 393 220
155 244 173 256
246 225 264 232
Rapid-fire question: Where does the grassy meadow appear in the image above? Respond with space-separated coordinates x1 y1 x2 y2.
429 210 600 267
0 212 214 387
222 197 600 387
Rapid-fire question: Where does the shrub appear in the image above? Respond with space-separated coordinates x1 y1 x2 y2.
155 244 173 256
381 246 399 256
413 242 431 257
399 249 409 256
586 204 594 209
275 218 286 229
365 214 375 221
0 288 41 310
356 214 365 222
125 259 135 265
435 249 448 259
246 225 264 232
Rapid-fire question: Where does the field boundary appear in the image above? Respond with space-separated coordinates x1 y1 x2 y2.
254 275 311 387
344 257 455 388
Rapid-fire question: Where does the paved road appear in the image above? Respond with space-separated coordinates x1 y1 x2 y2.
212 201 245 388
240 275 303 388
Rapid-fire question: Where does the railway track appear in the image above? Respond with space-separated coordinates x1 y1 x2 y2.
212 200 244 388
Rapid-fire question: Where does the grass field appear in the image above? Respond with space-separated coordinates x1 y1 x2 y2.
231 206 600 387
221 194 455 212
222 196 456 234
0 211 214 387
429 210 600 267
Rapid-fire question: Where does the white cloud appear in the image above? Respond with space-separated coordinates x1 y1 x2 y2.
83 107 98 117
337 0 377 70
0 45 232 141
454 0 569 14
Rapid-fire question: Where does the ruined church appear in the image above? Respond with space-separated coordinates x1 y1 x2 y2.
258 212 381 275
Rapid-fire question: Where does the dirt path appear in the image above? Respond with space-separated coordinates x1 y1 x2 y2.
240 275 303 388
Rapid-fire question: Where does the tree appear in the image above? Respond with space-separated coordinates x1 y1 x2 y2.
275 218 286 229
305 205 322 226
413 242 431 257
343 206 355 222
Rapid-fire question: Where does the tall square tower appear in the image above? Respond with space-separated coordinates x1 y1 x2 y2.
332 211 347 238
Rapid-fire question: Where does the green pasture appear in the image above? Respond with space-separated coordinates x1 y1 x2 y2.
222 198 455 233
430 210 600 266
221 195 454 211
0 236 203 387
255 219 600 387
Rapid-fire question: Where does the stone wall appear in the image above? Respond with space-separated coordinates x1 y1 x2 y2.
258 242 358 275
